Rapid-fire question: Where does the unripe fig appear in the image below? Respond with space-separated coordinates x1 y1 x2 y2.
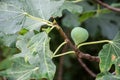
71 27 89 45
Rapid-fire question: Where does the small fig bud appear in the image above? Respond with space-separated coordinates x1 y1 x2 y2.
71 27 89 45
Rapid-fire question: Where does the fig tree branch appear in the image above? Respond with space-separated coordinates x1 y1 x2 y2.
95 0 120 12
78 58 96 77
53 21 97 77
53 21 100 62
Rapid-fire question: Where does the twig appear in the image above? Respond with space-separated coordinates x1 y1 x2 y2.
53 41 67 57
78 58 96 77
53 51 74 58
53 21 99 62
95 0 120 12
53 18 103 64
80 52 100 62
53 22 97 77
57 56 64 80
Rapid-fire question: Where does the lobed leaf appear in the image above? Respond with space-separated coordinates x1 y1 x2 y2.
0 0 64 34
13 32 56 80
85 13 120 39
99 32 120 73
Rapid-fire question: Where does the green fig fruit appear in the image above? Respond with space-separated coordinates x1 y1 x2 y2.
71 27 89 45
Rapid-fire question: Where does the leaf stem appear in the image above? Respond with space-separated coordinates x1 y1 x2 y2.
71 0 83 3
53 51 75 58
53 41 67 56
77 40 112 48
42 26 55 34
48 26 55 33
24 12 53 26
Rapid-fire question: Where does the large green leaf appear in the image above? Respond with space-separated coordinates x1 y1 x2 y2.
53 1 83 17
0 58 41 80
99 32 120 72
0 0 64 34
13 32 56 80
0 1 25 34
85 13 120 39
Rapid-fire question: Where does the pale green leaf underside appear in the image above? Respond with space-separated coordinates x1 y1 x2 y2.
13 32 56 80
53 1 83 17
99 32 120 72
0 0 64 34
